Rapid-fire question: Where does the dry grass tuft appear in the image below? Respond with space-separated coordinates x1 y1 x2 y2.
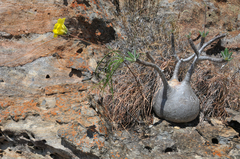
102 64 156 128
192 57 240 120
97 0 177 128
100 54 177 128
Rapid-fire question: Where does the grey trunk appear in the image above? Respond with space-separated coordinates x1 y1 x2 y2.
153 79 200 123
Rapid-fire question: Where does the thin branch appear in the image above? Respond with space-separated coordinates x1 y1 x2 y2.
171 33 181 80
198 37 205 50
146 52 155 63
188 38 200 57
184 55 226 83
183 37 201 83
198 56 226 62
123 61 140 86
171 59 182 80
204 3 206 34
182 53 195 62
184 34 226 83
171 33 179 61
183 56 198 83
136 59 169 89
199 34 226 53
182 37 201 82
198 3 207 49
182 34 226 62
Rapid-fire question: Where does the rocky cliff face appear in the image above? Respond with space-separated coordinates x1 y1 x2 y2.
0 0 239 158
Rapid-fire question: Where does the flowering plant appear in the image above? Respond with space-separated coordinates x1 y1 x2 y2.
53 18 68 38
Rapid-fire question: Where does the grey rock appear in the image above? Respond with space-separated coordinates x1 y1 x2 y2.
0 56 81 96
0 116 99 159
226 108 240 124
236 144 240 149
0 31 12 39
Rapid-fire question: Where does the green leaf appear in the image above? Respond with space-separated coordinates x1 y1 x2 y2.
136 53 140 59
127 51 135 59
224 48 228 54
95 48 141 97
125 50 139 62
125 57 134 62
205 31 209 36
221 51 225 58
95 50 116 72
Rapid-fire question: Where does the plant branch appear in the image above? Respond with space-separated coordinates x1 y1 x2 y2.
198 56 226 62
182 34 226 62
136 59 169 89
204 3 206 34
182 54 195 62
184 55 227 83
171 32 181 80
123 61 141 86
199 37 205 50
171 59 182 80
183 34 226 83
184 37 201 83
184 56 198 83
188 38 200 57
146 52 155 63
171 33 179 61
199 34 226 53
198 3 207 49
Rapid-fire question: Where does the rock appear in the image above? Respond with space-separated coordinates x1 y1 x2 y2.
225 108 240 136
222 33 240 49
99 118 240 158
0 116 100 159
0 31 12 39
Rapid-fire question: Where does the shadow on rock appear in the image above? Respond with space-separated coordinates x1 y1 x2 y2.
66 16 116 44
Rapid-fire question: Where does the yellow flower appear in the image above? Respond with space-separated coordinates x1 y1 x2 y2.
53 18 68 38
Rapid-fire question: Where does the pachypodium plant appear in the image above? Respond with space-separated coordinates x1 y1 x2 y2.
97 31 232 123
137 32 232 123
138 32 232 123
53 18 68 38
